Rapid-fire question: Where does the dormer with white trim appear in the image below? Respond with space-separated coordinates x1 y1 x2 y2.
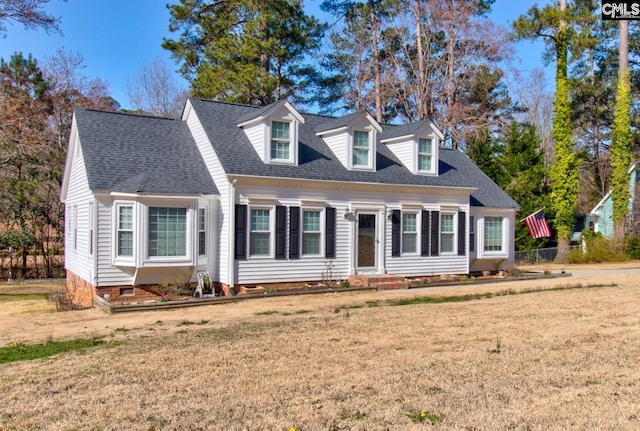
237 100 305 166
315 111 382 172
380 119 443 176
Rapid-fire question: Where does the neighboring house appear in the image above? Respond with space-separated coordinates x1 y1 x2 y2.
590 162 639 238
61 98 519 307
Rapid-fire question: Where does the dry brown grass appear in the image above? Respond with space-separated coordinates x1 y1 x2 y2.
1 266 640 430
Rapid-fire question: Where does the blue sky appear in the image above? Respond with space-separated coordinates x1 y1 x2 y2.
0 0 551 111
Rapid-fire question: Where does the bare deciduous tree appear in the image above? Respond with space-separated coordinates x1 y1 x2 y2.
0 0 62 35
126 58 189 119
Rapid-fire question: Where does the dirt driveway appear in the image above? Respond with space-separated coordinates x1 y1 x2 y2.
1 262 638 347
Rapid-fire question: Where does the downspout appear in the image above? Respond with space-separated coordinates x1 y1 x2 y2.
227 178 237 295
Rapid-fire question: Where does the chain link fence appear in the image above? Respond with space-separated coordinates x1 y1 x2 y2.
514 246 580 265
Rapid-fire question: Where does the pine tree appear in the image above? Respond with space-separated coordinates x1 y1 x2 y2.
162 0 324 105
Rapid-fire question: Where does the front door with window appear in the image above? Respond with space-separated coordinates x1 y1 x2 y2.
357 213 377 270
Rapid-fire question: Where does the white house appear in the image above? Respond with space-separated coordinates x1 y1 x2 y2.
61 98 519 307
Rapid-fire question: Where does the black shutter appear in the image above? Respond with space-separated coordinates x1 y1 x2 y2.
430 210 439 256
275 205 287 259
458 211 466 256
391 210 401 257
469 216 475 252
325 207 336 258
289 206 300 259
235 204 247 259
421 210 430 256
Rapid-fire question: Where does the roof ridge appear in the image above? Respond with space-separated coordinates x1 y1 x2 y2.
76 108 182 122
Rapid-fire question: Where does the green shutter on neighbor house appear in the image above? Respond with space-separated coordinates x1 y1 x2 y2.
421 210 430 256
325 207 336 258
458 211 466 256
430 210 439 256
275 205 287 259
289 206 300 259
235 204 247 259
391 210 401 257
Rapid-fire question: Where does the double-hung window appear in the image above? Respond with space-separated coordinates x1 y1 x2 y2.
302 210 321 256
418 138 433 172
352 130 370 167
402 213 417 254
250 209 271 256
148 207 187 257
440 213 455 254
117 205 134 257
198 208 206 256
484 216 504 252
89 203 94 256
271 121 290 160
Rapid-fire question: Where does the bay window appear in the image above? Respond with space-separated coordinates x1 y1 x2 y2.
148 207 187 257
117 205 134 257
484 216 504 252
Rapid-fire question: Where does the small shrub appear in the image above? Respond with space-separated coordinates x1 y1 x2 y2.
264 286 278 293
625 234 640 259
340 280 350 288
569 232 627 263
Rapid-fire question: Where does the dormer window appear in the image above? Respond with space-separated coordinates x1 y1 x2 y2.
418 138 433 173
236 100 304 166
271 121 291 161
353 130 370 167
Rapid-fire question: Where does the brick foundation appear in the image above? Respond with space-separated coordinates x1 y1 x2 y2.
66 270 97 309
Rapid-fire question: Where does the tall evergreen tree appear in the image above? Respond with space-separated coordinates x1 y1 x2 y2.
514 1 580 260
0 53 52 274
162 0 324 106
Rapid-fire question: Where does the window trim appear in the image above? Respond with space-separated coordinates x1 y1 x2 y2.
115 202 135 261
483 216 506 255
198 207 207 256
351 129 373 169
269 120 293 163
301 207 324 257
88 202 95 256
417 137 434 174
440 212 457 255
249 206 274 258
401 211 419 255
72 205 78 252
147 206 189 258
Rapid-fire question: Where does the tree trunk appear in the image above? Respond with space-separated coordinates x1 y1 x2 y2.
369 0 383 122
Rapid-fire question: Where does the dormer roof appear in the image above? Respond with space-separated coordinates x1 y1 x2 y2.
380 119 444 143
236 99 305 128
315 110 382 136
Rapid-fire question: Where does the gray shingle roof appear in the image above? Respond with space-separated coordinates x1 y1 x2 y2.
188 98 518 209
380 119 432 141
74 109 218 195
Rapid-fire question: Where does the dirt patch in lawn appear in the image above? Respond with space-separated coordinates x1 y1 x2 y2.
0 264 639 429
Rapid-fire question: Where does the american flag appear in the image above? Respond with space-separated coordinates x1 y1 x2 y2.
524 209 551 239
